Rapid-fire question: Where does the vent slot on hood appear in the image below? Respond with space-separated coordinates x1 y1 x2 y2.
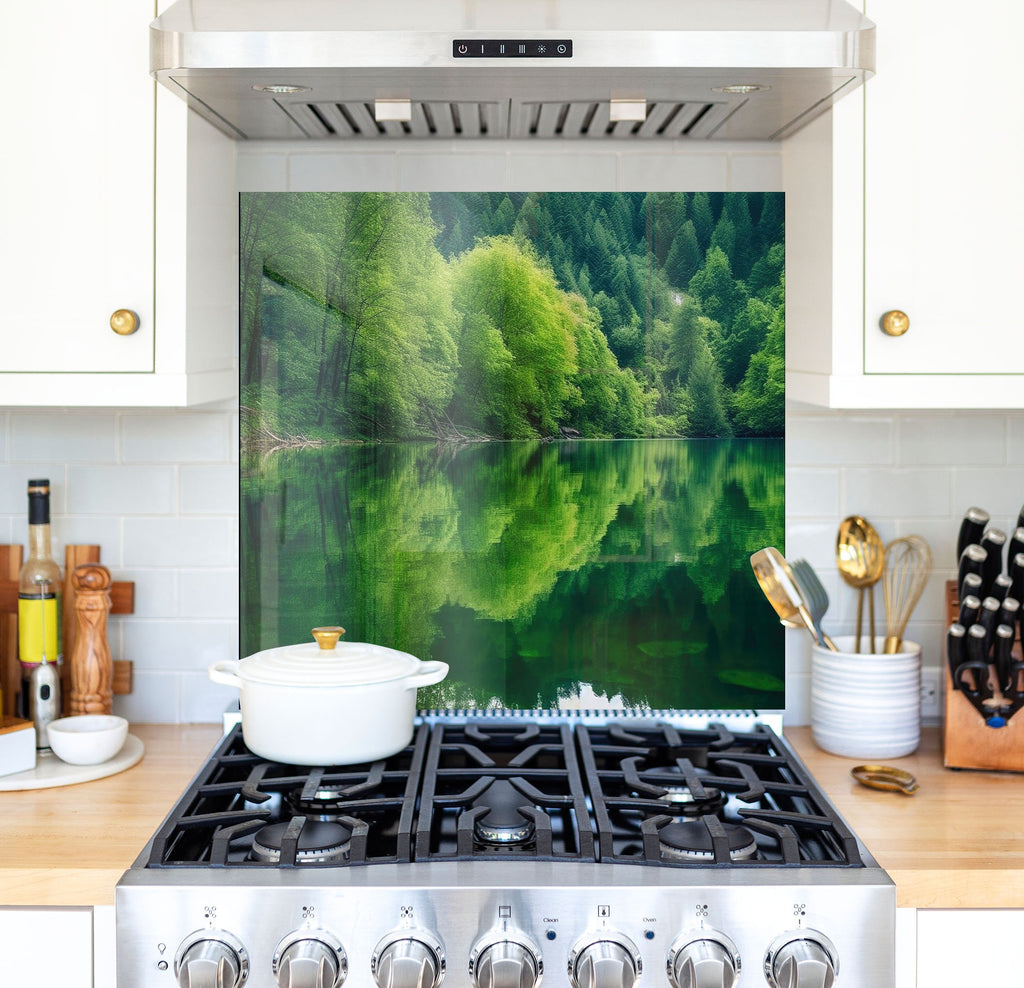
277 99 737 140
283 100 505 139
515 100 734 139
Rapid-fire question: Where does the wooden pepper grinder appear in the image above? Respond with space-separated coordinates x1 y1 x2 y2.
69 564 113 715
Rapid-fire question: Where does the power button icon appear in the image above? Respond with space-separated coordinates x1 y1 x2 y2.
458 44 468 54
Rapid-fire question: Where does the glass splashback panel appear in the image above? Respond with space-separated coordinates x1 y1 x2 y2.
240 191 785 711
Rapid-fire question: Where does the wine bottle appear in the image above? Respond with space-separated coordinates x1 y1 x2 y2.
18 479 62 722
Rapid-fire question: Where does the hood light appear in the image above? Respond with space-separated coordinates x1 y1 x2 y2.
252 84 311 94
713 84 771 95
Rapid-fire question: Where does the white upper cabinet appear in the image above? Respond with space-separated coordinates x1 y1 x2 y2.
785 0 1024 408
0 0 236 407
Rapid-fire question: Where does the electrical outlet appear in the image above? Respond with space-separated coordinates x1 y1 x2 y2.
920 667 942 720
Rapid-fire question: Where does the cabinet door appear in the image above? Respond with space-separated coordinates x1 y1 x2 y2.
0 907 94 987
863 0 1024 376
0 0 153 374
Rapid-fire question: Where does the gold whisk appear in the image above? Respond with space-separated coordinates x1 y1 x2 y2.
882 535 933 654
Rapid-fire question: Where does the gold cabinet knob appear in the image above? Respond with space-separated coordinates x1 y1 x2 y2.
109 309 140 336
880 310 910 337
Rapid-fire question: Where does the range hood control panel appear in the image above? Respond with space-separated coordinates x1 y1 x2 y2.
452 40 573 58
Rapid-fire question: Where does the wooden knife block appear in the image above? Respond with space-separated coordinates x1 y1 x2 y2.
943 580 1024 772
0 544 134 718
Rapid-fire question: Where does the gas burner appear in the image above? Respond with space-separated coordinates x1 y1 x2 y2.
285 785 354 820
655 785 727 818
471 780 536 845
251 820 352 864
657 821 758 863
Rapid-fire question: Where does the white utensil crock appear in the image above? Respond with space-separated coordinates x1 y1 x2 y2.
209 629 448 765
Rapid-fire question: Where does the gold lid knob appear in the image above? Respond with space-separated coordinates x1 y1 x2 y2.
311 626 346 650
110 309 140 336
880 310 910 337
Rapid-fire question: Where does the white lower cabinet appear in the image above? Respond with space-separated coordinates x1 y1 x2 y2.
916 910 1022 985
0 906 94 987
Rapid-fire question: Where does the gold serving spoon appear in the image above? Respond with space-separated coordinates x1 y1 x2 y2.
836 516 885 653
751 547 838 651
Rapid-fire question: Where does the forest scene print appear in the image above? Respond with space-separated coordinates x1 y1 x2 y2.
240 191 786 712
241 191 784 445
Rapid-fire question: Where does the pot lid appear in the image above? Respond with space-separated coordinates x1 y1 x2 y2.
239 627 425 687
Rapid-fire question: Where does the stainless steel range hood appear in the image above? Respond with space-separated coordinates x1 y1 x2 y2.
151 0 874 142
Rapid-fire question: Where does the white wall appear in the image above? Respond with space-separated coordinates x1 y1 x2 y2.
3 142 1020 723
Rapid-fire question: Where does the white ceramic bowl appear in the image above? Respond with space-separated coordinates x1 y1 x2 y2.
46 715 128 765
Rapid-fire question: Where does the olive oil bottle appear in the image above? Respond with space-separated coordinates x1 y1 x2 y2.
18 479 62 729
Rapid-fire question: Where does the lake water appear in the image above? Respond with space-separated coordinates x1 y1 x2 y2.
240 438 785 711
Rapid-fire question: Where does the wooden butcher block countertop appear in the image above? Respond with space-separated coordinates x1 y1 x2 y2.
1 725 1021 909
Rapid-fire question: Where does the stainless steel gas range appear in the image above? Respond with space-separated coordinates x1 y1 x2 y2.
116 713 894 988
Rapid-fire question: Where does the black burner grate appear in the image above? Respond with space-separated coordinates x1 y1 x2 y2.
143 719 862 870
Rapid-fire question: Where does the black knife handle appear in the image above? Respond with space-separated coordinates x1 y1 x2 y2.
994 624 1016 695
978 596 1002 649
958 593 982 629
989 573 1013 603
957 507 990 562
1011 552 1024 605
998 596 1020 634
958 545 988 599
965 624 993 697
946 623 967 689
1017 504 1024 534
980 529 1007 587
1008 527 1024 569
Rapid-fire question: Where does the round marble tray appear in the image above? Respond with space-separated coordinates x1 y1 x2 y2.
0 733 144 791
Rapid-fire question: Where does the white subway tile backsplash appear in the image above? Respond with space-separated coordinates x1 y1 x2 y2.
950 466 1024 522
0 465 66 514
113 670 181 724
179 569 239 619
783 468 840 517
10 412 117 463
180 671 240 723
123 618 237 672
843 468 951 518
121 412 230 463
786 415 892 466
124 518 235 567
1008 416 1024 465
290 152 399 191
181 465 239 515
508 152 618 191
728 153 783 191
51 517 123 566
69 465 176 515
236 151 288 191
618 153 728 191
118 568 180 619
398 153 507 191
898 413 1006 466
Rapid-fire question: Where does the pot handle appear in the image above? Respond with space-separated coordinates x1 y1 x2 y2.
209 660 243 689
405 660 449 690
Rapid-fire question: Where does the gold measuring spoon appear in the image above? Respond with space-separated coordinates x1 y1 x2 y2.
836 516 885 653
851 764 919 795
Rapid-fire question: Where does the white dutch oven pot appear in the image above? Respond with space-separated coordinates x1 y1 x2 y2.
209 626 448 765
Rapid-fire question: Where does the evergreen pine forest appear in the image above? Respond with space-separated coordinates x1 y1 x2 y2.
240 191 784 445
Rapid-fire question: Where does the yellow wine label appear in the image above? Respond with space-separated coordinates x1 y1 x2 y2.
18 595 61 665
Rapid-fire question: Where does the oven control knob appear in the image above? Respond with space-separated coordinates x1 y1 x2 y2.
568 934 642 988
764 931 838 988
372 931 446 988
470 934 543 988
273 931 347 988
668 932 740 988
174 930 249 988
